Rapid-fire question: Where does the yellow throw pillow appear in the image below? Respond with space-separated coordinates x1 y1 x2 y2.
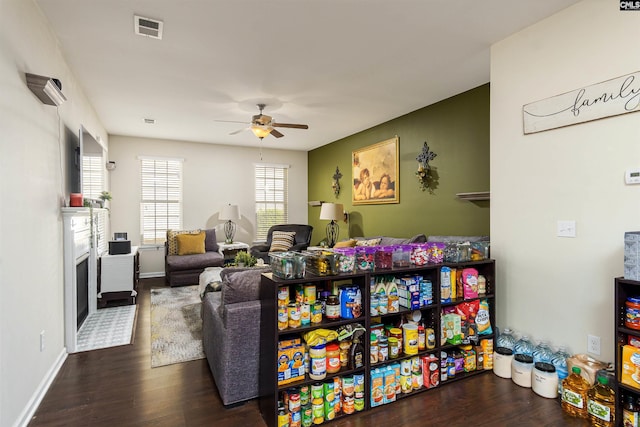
269 231 296 252
334 239 357 248
176 231 206 255
167 229 201 255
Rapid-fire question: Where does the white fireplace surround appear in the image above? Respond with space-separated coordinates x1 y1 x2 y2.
62 208 100 353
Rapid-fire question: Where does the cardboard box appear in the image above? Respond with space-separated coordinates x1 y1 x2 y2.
621 344 640 388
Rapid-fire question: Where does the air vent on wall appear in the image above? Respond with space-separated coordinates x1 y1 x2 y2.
134 15 163 40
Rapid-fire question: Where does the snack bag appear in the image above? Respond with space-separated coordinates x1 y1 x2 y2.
462 268 479 299
476 299 493 335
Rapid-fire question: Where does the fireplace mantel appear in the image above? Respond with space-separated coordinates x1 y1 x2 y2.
62 208 100 353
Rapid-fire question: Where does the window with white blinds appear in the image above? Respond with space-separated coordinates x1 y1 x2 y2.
93 209 108 255
139 158 183 245
82 155 104 200
255 164 289 241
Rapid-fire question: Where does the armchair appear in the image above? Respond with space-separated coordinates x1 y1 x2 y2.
250 224 313 262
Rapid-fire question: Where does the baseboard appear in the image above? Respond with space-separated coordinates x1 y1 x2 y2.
14 349 67 427
139 271 164 279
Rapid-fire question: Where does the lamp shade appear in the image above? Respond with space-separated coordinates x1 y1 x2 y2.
251 124 272 139
220 204 240 220
319 203 343 221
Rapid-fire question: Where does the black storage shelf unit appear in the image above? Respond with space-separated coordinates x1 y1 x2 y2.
614 277 640 422
259 260 496 427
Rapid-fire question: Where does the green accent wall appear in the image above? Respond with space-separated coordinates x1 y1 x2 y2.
307 84 490 245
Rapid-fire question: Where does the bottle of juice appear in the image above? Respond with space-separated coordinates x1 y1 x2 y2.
587 375 615 427
561 366 590 418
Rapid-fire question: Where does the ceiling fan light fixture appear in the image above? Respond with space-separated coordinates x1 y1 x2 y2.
251 124 272 139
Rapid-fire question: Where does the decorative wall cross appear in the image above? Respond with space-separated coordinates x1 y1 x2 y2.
332 166 342 197
416 141 437 171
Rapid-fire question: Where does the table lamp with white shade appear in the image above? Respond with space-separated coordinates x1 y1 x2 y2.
319 202 343 247
220 204 240 243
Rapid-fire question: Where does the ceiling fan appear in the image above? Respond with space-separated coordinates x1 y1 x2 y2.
227 104 309 140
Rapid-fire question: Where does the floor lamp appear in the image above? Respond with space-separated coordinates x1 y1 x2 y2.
220 204 240 243
319 203 343 247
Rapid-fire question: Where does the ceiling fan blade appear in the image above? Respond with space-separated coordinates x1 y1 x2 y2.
270 129 285 138
214 119 250 124
272 122 309 130
229 127 248 135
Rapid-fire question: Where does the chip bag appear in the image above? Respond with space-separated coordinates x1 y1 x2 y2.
476 299 493 335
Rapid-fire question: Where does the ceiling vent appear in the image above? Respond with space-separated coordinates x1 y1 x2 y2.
134 15 163 40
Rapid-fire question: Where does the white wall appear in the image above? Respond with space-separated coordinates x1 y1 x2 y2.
108 135 308 276
491 0 640 362
0 1 107 426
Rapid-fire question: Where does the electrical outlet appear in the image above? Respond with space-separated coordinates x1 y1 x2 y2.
40 330 45 352
588 334 600 355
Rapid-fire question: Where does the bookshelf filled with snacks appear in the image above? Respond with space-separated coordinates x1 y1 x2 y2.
614 277 640 422
258 259 496 427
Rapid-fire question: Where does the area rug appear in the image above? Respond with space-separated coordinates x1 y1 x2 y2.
150 285 205 367
76 305 137 352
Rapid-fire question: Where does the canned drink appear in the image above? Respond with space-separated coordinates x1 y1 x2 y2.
300 304 311 326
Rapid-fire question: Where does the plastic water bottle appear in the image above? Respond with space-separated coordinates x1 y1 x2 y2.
496 327 516 350
532 340 553 363
513 335 534 356
551 346 571 390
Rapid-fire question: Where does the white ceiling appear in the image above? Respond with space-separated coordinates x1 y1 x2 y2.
35 0 579 151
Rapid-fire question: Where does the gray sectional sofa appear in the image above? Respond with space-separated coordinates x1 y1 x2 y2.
201 267 270 406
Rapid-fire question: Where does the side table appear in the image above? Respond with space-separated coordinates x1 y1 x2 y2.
218 241 250 264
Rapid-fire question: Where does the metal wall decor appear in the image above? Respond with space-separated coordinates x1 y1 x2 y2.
416 141 438 193
332 166 342 197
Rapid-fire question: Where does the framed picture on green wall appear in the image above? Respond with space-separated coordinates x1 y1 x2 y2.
352 136 399 205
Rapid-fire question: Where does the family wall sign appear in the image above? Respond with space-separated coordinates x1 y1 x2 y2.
523 71 640 134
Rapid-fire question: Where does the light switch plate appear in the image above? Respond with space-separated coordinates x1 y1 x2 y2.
557 220 576 238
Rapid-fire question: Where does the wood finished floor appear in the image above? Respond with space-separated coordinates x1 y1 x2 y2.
29 278 591 427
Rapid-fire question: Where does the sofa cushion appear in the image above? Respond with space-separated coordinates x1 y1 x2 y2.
220 268 270 308
167 229 201 255
269 231 296 252
334 239 357 248
427 235 489 243
204 229 219 252
355 238 382 247
166 251 224 271
176 231 206 255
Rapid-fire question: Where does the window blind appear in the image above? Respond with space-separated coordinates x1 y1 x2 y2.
82 155 103 200
255 164 289 241
139 158 182 245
